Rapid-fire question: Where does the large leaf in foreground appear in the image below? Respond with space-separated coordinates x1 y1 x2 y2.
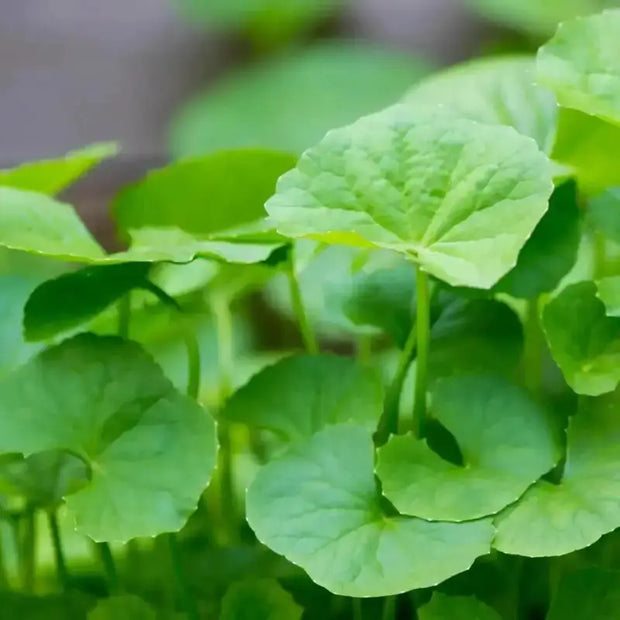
0 334 217 542
222 355 383 446
377 375 559 521
403 56 557 152
0 143 117 195
247 424 493 597
220 579 303 620
418 593 501 620
493 390 620 556
266 104 553 289
537 10 620 125
542 281 620 395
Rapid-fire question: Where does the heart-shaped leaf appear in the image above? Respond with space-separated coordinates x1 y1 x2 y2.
220 579 303 620
222 355 383 446
88 595 156 620
0 334 217 542
542 281 620 395
493 390 620 556
403 56 557 153
247 424 494 597
266 104 553 289
537 10 620 125
377 375 559 521
418 593 501 620
0 143 117 195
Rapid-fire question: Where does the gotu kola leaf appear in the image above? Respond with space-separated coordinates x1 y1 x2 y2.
493 389 620 556
0 334 217 542
247 424 494 597
220 579 303 620
265 103 553 289
418 592 501 620
376 375 560 522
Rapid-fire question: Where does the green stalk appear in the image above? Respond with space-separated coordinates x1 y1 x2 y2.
381 595 396 620
352 598 363 620
96 542 120 594
524 297 544 397
356 335 373 366
412 269 430 439
117 294 131 339
20 507 36 592
0 525 10 590
286 247 318 354
47 510 70 591
166 533 199 620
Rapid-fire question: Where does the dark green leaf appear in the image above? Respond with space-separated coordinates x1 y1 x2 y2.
220 579 303 620
418 592 501 620
88 595 156 620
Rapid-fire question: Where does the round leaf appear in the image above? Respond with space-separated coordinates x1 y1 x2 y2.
222 354 383 446
537 10 620 125
265 104 553 289
220 579 303 620
88 595 156 620
247 424 493 597
377 375 559 521
418 593 501 620
0 334 217 542
493 390 620 556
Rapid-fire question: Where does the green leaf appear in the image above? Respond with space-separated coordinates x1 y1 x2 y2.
247 424 494 597
495 180 581 298
222 355 383 446
220 579 303 620
589 188 620 244
88 595 156 620
493 390 620 556
542 281 620 395
24 263 151 342
547 568 620 620
597 276 620 316
0 592 92 620
418 593 501 620
403 56 557 153
0 334 217 542
170 43 431 157
0 143 117 195
377 375 559 521
266 104 553 289
537 10 620 125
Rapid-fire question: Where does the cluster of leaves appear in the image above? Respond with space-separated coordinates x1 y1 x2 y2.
1 8 620 619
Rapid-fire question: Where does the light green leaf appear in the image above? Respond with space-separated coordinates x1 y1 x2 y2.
88 595 156 620
24 263 152 342
597 276 620 316
247 424 494 597
0 143 117 195
547 568 620 620
495 180 581 298
170 43 431 157
537 10 620 125
377 375 559 521
266 104 553 289
0 334 217 542
542 281 620 395
403 56 557 153
220 579 303 620
589 188 620 244
418 593 501 620
222 355 383 446
494 390 620 556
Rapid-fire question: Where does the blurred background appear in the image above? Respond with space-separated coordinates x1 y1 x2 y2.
1 0 616 241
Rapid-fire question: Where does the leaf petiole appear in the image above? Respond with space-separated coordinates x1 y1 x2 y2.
412 268 430 438
47 510 70 591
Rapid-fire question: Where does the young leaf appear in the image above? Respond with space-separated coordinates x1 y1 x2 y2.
542 281 620 395
246 424 494 597
547 568 620 620
403 56 557 152
0 143 117 195
376 375 559 521
493 389 620 556
266 104 553 289
537 10 620 125
495 180 581 298
170 43 430 157
88 595 156 620
220 579 303 620
0 334 217 542
24 263 151 342
418 592 501 620
222 355 383 445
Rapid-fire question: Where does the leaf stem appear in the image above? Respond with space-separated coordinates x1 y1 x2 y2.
286 246 318 354
20 507 36 592
166 533 199 620
412 268 430 439
524 297 544 397
352 598 363 620
117 294 131 340
381 595 396 620
96 542 120 594
47 510 70 591
0 525 10 590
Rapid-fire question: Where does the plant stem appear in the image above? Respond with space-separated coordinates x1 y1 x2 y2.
184 329 201 401
286 247 318 354
117 294 131 339
0 525 10 590
524 297 544 397
96 542 120 594
376 320 418 444
381 595 396 620
166 533 199 620
356 335 372 366
47 510 69 591
20 507 36 592
352 598 363 620
412 269 430 439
